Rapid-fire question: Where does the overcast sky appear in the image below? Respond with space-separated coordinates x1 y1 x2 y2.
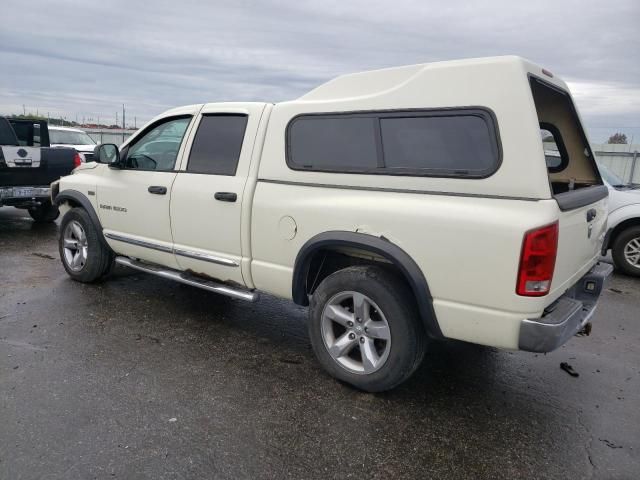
1 0 638 142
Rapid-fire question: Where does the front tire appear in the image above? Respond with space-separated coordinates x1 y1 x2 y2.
308 265 426 392
612 226 640 277
59 207 113 283
28 201 60 223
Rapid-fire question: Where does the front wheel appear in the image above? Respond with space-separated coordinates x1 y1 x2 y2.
59 207 113 282
28 201 60 223
308 265 426 392
612 226 640 277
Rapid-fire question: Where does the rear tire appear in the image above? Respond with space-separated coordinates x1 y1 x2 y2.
612 226 640 277
59 207 113 283
308 265 426 392
28 201 60 223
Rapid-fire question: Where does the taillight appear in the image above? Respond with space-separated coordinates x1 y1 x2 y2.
516 222 558 296
73 152 82 167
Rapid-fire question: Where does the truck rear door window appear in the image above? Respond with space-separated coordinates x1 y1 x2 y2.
186 114 248 175
0 118 18 145
286 109 500 177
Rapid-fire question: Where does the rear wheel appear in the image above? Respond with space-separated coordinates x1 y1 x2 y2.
612 226 640 277
28 201 60 223
308 265 426 392
59 207 113 282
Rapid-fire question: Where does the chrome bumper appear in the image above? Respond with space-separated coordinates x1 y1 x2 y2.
518 262 614 353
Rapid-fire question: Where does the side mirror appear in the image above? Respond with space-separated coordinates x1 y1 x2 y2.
94 144 120 165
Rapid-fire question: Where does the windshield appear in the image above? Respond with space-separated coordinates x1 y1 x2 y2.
597 163 626 187
49 130 96 145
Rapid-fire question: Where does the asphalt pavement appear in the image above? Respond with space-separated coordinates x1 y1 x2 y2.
1 207 639 479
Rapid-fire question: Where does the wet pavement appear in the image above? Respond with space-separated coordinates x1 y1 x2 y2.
1 207 639 479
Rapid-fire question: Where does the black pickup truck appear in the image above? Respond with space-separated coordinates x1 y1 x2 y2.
1 117 80 222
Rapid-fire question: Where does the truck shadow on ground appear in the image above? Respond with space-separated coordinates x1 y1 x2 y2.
106 269 557 405
95 272 580 475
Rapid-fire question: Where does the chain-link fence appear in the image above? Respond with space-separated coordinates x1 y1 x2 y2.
84 128 136 146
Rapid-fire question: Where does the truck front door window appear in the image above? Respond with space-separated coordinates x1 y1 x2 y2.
125 117 191 171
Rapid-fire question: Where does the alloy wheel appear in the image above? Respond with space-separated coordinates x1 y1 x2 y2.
63 220 88 272
321 291 392 374
623 237 640 268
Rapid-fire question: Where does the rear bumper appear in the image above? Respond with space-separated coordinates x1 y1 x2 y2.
518 262 613 353
0 186 51 208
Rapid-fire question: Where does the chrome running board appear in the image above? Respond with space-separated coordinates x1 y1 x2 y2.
115 256 259 303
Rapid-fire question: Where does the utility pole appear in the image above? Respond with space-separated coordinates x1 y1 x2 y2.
134 116 137 129
122 104 126 142
115 111 118 127
23 104 26 115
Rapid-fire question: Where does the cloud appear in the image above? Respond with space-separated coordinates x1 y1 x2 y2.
568 80 640 116
1 0 638 140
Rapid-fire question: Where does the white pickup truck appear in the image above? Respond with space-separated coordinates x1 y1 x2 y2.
52 56 612 392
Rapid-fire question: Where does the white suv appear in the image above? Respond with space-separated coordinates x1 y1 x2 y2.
49 126 96 162
598 163 640 276
52 56 611 391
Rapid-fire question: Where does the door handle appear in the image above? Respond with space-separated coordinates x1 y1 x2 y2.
586 208 597 222
148 186 167 195
214 192 237 202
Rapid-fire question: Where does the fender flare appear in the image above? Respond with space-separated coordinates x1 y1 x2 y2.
54 189 108 248
292 231 443 339
605 204 640 250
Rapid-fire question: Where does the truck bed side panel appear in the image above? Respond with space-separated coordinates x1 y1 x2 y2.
251 182 563 349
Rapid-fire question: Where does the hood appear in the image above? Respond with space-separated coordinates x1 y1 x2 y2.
72 161 99 172
607 183 640 212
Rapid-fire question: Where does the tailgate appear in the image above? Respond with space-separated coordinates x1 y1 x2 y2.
552 193 608 296
0 146 75 187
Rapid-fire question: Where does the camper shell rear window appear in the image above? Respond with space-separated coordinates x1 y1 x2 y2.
529 76 603 196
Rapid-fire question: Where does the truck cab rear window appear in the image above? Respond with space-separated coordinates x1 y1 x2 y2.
286 109 500 177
